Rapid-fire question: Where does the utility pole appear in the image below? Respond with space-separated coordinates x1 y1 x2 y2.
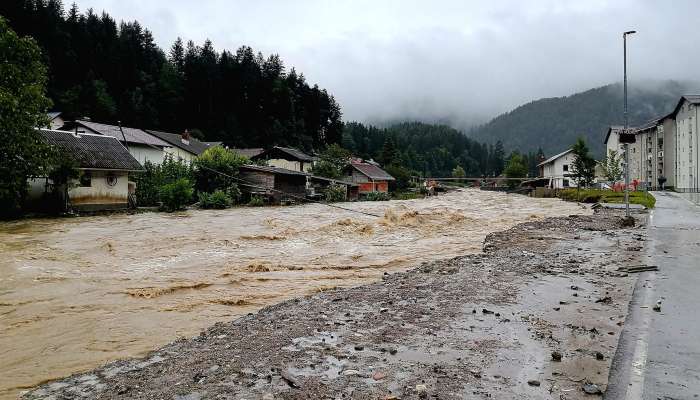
623 30 636 218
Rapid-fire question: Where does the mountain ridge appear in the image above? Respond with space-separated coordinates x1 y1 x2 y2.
466 80 700 157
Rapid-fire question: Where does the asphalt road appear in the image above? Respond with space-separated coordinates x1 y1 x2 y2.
606 192 700 400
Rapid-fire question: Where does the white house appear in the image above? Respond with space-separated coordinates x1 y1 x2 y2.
537 148 577 189
61 120 171 166
145 129 219 162
28 129 143 211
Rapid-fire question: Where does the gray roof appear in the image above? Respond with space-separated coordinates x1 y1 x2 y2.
239 164 309 176
348 162 395 181
70 120 170 147
537 148 572 167
47 111 62 120
39 129 143 171
145 130 216 156
232 148 264 158
253 146 315 162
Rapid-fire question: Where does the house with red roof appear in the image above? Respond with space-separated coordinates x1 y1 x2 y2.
345 160 395 194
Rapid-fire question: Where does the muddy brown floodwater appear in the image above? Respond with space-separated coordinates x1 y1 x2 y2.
0 189 588 399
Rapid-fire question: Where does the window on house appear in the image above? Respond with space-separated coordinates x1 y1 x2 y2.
562 164 568 172
562 179 569 187
79 172 91 187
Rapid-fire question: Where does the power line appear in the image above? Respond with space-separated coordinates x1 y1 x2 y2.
196 165 383 218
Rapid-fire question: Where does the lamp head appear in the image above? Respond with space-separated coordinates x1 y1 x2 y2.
624 30 637 36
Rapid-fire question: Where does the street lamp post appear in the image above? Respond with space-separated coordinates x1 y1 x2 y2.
623 30 636 218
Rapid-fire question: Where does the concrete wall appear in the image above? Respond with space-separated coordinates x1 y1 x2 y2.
69 170 129 210
541 152 577 189
26 170 130 211
674 100 700 192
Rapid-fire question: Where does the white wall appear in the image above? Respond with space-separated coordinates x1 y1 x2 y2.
128 144 167 166
163 146 197 163
68 170 129 207
675 100 700 192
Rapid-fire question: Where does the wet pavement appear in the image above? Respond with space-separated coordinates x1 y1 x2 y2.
0 189 587 399
606 191 700 399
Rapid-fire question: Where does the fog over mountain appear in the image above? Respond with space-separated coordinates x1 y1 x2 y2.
74 1 700 127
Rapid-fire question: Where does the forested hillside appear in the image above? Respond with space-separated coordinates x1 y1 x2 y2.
468 81 698 157
1 0 342 150
343 122 543 178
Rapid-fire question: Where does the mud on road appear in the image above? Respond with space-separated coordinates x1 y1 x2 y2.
25 212 646 399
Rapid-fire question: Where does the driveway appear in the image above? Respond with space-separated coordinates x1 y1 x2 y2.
606 191 700 399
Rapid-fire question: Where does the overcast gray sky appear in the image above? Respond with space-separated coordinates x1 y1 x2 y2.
73 0 699 126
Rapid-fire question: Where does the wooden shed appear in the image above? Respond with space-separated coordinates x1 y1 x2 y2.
238 165 308 204
308 175 360 201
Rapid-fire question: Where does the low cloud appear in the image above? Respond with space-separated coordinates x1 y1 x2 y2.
75 0 700 126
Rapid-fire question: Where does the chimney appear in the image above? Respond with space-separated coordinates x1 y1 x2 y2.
181 129 191 145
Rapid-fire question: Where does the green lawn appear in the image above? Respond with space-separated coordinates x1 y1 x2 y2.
558 188 656 209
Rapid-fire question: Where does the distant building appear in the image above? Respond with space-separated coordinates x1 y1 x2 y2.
671 95 700 192
536 149 577 189
47 111 64 130
606 95 699 191
238 165 308 204
62 120 170 166
145 129 218 162
28 129 143 211
345 160 395 193
251 146 315 172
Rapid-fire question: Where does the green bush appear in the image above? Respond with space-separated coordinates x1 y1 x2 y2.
364 191 390 201
193 146 248 194
557 188 655 208
198 190 233 209
248 195 265 207
134 157 194 206
324 184 347 202
159 178 194 211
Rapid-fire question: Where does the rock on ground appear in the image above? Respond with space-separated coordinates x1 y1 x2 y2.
24 212 646 400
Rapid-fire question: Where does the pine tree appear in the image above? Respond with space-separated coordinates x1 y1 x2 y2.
570 137 596 187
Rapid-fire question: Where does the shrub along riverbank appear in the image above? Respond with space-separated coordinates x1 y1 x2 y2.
558 188 656 209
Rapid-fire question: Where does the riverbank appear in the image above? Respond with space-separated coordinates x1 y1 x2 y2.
24 210 646 399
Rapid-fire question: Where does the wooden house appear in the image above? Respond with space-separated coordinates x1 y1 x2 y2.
238 165 308 204
345 160 395 193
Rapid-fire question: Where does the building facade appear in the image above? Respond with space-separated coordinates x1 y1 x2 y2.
537 149 577 189
673 96 700 192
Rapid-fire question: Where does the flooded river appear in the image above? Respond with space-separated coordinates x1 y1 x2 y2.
0 189 588 398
